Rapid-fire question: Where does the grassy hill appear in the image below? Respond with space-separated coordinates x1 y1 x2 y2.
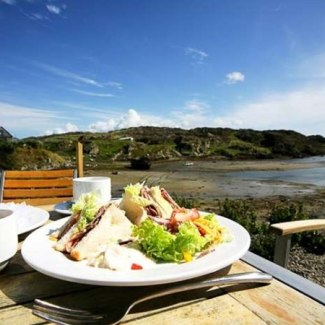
1 127 325 170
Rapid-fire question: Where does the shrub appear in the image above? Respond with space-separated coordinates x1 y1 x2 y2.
250 224 276 260
268 202 308 224
172 194 199 209
268 202 309 244
300 231 325 255
218 199 324 259
219 198 258 234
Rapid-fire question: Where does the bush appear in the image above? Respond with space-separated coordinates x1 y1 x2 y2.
268 202 309 244
268 202 308 224
219 198 258 234
250 224 276 260
172 194 199 209
300 231 325 255
218 199 324 259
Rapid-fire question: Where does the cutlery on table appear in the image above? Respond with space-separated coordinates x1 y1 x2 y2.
33 271 272 324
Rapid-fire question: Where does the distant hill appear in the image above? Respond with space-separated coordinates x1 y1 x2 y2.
1 127 325 170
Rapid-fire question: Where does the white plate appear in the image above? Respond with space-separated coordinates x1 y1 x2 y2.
54 201 73 215
0 203 49 235
21 215 250 286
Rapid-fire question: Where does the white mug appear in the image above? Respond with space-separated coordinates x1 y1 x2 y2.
0 209 18 271
73 177 111 205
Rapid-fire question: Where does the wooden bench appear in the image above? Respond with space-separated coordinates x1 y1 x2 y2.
0 169 76 206
270 219 325 267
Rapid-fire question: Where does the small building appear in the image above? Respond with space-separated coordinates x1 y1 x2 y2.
119 136 134 141
0 127 13 141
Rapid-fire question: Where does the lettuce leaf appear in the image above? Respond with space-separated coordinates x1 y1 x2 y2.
132 219 209 262
123 182 153 207
71 192 101 231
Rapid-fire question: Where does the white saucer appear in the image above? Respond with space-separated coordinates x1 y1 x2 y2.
54 201 74 215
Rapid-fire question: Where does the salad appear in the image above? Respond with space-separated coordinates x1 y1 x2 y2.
52 183 232 270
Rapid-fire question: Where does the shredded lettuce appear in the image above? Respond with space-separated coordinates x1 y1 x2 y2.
123 182 153 207
133 219 209 262
123 182 143 197
132 213 232 263
71 192 101 231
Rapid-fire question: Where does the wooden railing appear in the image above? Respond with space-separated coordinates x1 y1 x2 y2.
270 219 325 267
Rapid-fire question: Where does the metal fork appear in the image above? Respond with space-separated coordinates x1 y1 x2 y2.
33 272 272 325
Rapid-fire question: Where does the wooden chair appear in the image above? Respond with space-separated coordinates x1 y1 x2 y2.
0 169 77 206
270 219 325 268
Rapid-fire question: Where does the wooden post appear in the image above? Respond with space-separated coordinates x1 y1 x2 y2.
76 141 84 177
273 234 292 268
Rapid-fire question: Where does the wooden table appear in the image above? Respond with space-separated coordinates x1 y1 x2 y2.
0 206 324 325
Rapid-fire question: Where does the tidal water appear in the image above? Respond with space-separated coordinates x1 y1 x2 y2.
148 156 325 198
225 156 325 187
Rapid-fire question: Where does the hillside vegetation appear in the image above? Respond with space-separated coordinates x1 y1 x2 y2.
1 127 325 170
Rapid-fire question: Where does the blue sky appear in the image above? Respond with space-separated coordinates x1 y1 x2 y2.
1 0 325 138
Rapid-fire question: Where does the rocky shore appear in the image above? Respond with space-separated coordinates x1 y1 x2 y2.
86 158 325 287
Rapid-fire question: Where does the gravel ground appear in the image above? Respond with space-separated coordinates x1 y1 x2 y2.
288 245 325 287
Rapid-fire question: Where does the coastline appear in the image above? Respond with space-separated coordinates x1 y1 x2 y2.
86 158 325 218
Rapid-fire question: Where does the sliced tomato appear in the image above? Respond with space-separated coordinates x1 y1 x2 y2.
131 263 143 270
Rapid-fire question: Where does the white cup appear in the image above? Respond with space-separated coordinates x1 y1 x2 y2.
0 209 18 271
73 177 111 205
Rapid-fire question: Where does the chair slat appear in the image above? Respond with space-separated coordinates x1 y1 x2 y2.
3 188 72 199
2 196 73 206
4 179 73 189
5 169 75 179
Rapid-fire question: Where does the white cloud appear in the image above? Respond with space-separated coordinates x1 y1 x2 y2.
31 62 105 88
20 11 49 21
1 0 16 5
295 52 325 79
45 123 78 135
89 109 145 132
213 85 325 136
106 81 123 90
0 102 60 137
185 47 208 65
88 109 177 132
225 71 245 84
46 5 61 15
71 89 114 97
172 99 210 128
183 99 209 113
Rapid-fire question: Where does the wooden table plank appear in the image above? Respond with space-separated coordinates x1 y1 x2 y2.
226 262 325 325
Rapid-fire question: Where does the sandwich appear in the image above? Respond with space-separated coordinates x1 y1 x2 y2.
54 193 133 261
119 182 199 226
